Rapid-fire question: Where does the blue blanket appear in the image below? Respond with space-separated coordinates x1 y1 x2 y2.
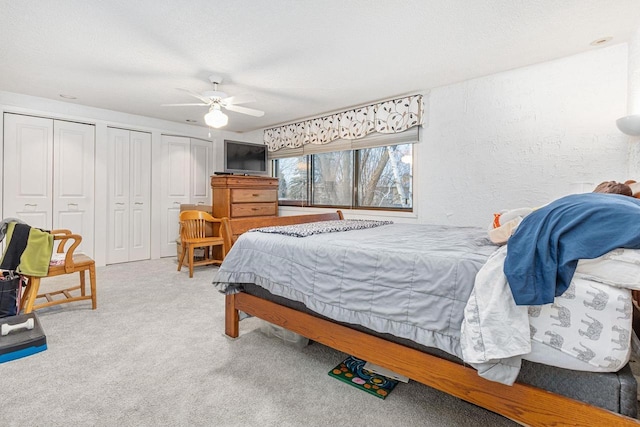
504 193 640 305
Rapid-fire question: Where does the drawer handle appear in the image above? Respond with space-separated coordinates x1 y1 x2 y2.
252 193 259 197
251 208 259 211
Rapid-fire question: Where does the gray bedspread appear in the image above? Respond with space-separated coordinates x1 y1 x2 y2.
213 222 498 359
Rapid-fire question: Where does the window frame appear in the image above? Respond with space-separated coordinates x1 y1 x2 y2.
273 144 413 212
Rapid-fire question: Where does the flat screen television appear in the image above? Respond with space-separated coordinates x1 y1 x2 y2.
224 140 268 175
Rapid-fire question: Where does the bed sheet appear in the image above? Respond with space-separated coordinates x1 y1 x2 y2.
524 248 640 370
525 276 632 371
461 246 639 384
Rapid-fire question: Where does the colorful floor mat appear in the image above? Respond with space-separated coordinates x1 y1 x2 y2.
328 356 398 399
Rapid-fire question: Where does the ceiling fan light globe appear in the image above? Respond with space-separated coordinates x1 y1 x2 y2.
205 108 228 128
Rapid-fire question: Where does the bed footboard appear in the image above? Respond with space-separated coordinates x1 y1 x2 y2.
222 210 344 337
221 210 344 253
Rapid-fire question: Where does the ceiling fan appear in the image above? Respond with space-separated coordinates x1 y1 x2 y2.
163 75 265 128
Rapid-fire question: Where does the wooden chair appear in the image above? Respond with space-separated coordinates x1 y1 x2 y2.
20 229 97 314
177 211 225 278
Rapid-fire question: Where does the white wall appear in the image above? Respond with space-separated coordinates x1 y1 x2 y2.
420 43 629 227
0 91 261 266
282 43 632 228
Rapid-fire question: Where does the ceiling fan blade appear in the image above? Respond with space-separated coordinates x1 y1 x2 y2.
222 94 256 105
224 104 265 117
176 88 211 104
224 105 264 117
161 103 208 107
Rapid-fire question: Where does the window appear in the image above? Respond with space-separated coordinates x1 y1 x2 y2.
312 151 353 206
275 143 412 211
276 156 307 204
357 144 412 209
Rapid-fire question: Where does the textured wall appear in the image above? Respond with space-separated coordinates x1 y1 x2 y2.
625 28 640 178
418 43 629 227
628 28 640 114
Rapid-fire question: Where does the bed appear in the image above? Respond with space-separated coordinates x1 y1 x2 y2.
214 203 640 426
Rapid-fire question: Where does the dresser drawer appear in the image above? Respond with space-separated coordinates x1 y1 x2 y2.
231 189 277 203
231 203 277 218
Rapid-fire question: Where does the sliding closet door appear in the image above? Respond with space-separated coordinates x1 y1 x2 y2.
107 127 151 264
53 120 95 257
160 135 191 257
190 138 214 207
107 127 132 264
3 113 54 229
3 114 95 257
128 131 151 261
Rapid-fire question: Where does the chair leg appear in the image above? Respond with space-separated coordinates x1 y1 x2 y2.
177 244 187 271
22 277 41 314
188 245 194 278
19 277 30 313
80 270 86 296
89 264 97 310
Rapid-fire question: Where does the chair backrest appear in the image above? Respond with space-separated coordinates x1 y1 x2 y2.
179 210 221 240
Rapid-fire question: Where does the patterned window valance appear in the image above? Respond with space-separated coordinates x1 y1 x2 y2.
264 94 423 152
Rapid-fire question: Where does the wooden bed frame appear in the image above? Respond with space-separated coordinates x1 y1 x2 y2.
220 211 640 426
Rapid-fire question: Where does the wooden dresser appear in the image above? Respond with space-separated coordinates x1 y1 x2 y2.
211 175 279 220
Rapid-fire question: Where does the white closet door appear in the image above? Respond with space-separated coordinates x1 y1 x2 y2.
53 120 95 257
190 138 213 206
160 135 190 257
3 113 53 229
107 128 131 264
129 131 151 261
107 128 151 264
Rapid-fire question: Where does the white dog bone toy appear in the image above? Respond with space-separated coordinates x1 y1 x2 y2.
1 318 34 336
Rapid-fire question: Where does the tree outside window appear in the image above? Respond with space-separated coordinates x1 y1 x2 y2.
274 143 412 211
312 151 353 206
276 156 307 204
358 145 412 209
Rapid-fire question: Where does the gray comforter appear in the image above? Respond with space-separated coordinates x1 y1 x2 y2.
213 223 498 359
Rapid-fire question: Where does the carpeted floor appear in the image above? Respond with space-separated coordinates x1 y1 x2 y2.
0 258 516 426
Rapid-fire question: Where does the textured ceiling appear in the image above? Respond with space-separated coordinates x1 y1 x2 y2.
1 0 640 133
